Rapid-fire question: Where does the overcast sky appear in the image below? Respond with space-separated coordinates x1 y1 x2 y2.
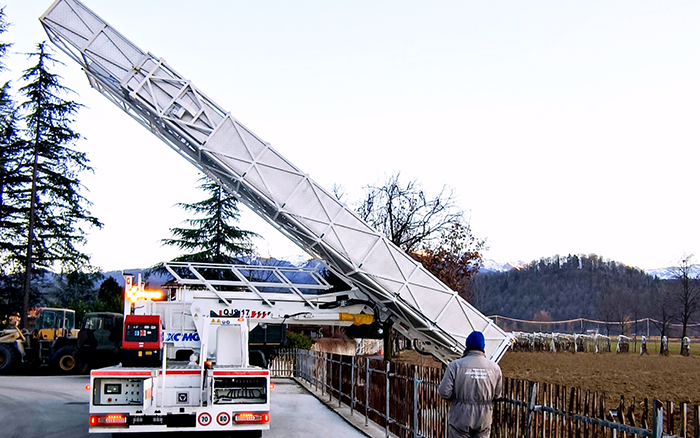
3 1 700 272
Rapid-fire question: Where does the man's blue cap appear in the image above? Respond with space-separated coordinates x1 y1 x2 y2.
465 331 485 352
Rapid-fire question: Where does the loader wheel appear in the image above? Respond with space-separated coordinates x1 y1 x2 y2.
0 343 17 374
52 346 78 374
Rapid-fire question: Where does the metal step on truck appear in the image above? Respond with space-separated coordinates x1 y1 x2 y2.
87 262 375 435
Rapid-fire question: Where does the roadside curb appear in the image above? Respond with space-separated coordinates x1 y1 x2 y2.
292 377 398 438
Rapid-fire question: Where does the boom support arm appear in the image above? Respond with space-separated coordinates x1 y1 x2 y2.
40 0 511 364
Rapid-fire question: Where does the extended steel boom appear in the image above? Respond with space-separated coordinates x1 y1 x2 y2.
40 0 511 364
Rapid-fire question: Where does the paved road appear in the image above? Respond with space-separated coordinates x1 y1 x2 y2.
0 376 367 438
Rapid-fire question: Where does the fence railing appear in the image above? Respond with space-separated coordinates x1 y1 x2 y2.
269 349 698 438
494 378 700 438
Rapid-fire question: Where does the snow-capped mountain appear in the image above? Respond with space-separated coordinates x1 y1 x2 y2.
479 259 528 274
478 258 700 280
643 265 700 280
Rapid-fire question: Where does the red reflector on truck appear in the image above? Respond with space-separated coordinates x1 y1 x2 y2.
89 414 127 426
233 412 269 424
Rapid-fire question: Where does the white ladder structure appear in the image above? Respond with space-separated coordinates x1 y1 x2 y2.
40 0 512 364
162 261 336 309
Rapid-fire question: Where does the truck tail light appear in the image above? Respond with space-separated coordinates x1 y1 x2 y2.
233 412 269 424
89 414 127 426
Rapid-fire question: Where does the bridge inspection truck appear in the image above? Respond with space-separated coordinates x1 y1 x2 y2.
87 262 374 435
40 0 514 434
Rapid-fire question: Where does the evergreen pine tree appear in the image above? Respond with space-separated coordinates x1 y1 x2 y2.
161 176 258 264
0 6 20 259
7 42 101 328
0 7 27 323
93 277 124 314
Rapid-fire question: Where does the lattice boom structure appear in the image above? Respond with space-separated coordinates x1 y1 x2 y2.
40 0 511 364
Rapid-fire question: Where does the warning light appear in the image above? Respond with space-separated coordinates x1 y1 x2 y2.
85 384 91 391
233 412 269 424
238 317 245 322
126 286 163 304
89 414 127 426
269 382 275 390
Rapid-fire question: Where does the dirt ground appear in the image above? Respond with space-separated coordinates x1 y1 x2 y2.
499 352 700 405
393 349 700 405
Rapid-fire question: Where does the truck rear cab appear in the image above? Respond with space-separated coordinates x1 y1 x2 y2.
88 313 270 435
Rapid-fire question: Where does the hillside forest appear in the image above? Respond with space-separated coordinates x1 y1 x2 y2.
471 254 698 337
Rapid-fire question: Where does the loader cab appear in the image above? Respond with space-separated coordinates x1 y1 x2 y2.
33 308 78 341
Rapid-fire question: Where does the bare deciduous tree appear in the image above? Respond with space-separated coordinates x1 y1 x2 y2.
674 255 699 341
410 221 486 301
356 173 464 253
651 281 675 342
355 173 486 300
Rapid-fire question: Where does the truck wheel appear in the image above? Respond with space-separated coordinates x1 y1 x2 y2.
0 343 17 374
52 346 78 374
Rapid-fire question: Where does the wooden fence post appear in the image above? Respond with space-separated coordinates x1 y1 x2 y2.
592 391 598 438
322 352 326 396
600 392 606 438
680 402 688 438
627 397 636 427
365 357 370 427
568 386 575 438
542 383 553 438
618 395 626 425
350 356 355 416
653 400 664 438
642 398 649 430
575 388 581 438
669 401 675 435
583 390 590 438
385 361 390 438
413 372 418 438
526 381 537 438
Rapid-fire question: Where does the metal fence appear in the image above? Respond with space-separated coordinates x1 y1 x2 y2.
493 378 698 438
269 349 695 438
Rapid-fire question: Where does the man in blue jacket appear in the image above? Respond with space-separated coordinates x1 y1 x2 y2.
438 331 503 438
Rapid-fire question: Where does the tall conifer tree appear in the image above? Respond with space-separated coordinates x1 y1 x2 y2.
8 42 101 328
162 176 257 264
0 6 20 261
0 7 29 323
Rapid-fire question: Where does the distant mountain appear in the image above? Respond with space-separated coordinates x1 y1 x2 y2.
643 265 700 280
472 254 671 322
102 269 171 289
479 259 528 274
478 258 699 280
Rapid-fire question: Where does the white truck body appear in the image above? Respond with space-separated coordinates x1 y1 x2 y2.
88 262 372 434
